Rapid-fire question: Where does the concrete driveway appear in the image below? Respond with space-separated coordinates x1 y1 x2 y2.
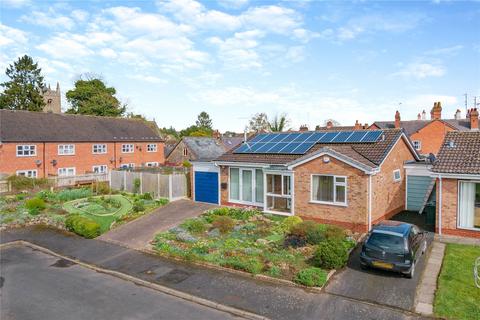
325 234 433 311
99 199 216 249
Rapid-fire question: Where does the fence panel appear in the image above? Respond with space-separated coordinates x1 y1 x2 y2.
50 173 108 188
171 174 187 200
124 171 141 193
110 170 125 191
158 174 170 199
142 172 159 198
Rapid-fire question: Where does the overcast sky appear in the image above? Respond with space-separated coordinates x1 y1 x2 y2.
1 0 479 131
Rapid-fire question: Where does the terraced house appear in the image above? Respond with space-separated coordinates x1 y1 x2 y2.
192 129 419 232
0 110 165 178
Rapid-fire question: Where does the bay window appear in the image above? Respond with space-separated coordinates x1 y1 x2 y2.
311 175 347 206
458 181 480 230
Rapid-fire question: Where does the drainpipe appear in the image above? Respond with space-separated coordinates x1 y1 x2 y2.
368 174 372 231
438 175 442 235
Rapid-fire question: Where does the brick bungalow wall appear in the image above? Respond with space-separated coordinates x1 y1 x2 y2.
294 156 369 233
436 178 480 239
409 120 456 155
0 141 165 178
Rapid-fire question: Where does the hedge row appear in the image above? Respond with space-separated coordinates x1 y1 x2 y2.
65 214 101 239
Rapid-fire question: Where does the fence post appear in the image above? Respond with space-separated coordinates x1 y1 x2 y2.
157 173 160 199
168 175 173 201
140 172 143 194
108 171 112 189
123 170 127 191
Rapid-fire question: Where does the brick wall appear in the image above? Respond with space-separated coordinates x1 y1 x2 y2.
166 140 194 165
410 120 456 155
293 156 369 232
436 178 480 239
0 141 165 178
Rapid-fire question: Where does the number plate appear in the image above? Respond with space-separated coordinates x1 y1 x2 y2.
372 261 394 269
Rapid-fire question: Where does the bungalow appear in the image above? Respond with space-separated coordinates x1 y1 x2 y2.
0 110 165 178
192 129 419 233
432 131 480 239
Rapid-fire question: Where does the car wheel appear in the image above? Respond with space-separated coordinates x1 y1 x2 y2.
406 262 415 279
422 240 427 254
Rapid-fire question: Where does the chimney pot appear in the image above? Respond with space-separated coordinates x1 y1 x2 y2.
417 113 421 120
354 120 362 130
394 110 401 128
431 101 442 120
326 120 333 129
299 124 309 132
454 109 462 120
470 108 479 130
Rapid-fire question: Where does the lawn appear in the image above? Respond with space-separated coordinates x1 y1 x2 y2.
434 243 480 320
153 207 356 287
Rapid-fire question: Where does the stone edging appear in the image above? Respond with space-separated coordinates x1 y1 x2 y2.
0 240 270 320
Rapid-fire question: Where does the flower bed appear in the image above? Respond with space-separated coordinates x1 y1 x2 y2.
153 207 356 287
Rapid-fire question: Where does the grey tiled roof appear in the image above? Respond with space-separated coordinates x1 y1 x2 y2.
432 131 480 174
373 119 471 136
0 110 162 142
183 137 227 161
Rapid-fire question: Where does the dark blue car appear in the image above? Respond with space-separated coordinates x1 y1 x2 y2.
360 220 427 278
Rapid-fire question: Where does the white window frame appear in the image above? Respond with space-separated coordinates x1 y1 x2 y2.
310 174 348 207
393 169 401 182
122 144 134 153
264 171 294 216
16 169 38 178
413 140 421 151
92 165 108 174
228 167 264 206
92 144 107 154
16 145 36 157
58 144 75 156
147 144 157 152
145 162 159 167
58 167 76 177
457 180 480 231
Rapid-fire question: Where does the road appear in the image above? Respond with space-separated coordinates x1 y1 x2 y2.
0 245 242 320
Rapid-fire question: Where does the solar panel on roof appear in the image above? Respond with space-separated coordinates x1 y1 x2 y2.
318 132 339 143
249 134 267 143
270 142 289 153
306 132 326 142
361 131 383 142
294 143 315 154
270 134 288 142
346 131 368 142
331 131 353 143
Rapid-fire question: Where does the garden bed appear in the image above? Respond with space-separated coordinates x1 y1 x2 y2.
153 207 356 287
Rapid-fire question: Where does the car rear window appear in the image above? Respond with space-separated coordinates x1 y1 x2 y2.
366 232 405 253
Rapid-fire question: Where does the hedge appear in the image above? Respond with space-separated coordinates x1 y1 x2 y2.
65 214 101 239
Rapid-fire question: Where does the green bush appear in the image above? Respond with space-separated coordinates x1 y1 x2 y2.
305 224 327 245
133 178 141 194
294 267 327 287
181 218 207 234
36 190 56 201
324 225 347 241
289 220 318 238
212 216 235 234
280 216 303 232
312 239 349 270
142 192 153 200
15 193 26 201
204 207 257 221
92 182 110 195
25 197 46 211
156 198 169 206
133 200 145 212
56 188 92 201
65 214 101 238
222 256 263 274
7 175 50 191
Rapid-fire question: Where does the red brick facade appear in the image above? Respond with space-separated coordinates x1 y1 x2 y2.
0 141 165 178
409 120 456 155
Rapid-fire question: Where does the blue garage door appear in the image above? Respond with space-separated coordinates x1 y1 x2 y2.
194 171 219 204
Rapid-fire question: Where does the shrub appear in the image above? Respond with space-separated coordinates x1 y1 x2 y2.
28 208 40 216
15 193 26 201
181 218 207 234
312 239 349 270
132 200 145 212
283 234 307 248
305 224 327 245
182 160 192 168
212 216 235 234
204 207 257 221
289 220 318 238
141 192 153 200
324 225 346 241
92 182 110 195
36 190 56 201
7 175 50 191
222 256 263 274
25 197 46 211
280 216 303 233
56 188 92 201
65 214 101 239
133 178 141 194
294 267 327 287
156 198 169 206
104 197 121 208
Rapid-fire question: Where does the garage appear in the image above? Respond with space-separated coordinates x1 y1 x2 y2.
193 162 219 204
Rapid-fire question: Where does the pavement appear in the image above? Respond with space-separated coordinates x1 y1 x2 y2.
0 245 242 320
0 226 427 320
325 233 434 311
98 199 216 249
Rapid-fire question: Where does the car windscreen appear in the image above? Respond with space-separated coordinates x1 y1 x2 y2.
366 232 405 254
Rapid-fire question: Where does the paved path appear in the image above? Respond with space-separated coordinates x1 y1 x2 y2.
1 226 426 320
99 199 216 249
325 233 434 311
1 245 242 320
415 241 445 315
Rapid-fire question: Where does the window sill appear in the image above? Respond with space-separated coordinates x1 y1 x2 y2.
309 200 348 207
456 226 480 232
228 199 263 207
16 155 36 157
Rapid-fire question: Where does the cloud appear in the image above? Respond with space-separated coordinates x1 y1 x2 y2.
128 74 167 84
21 9 75 29
0 23 28 46
36 33 94 58
1 0 30 8
240 5 302 35
71 9 89 22
285 46 305 63
217 0 249 9
392 62 446 79
425 45 464 56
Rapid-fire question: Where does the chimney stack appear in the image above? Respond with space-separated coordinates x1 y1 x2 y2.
470 108 479 130
430 101 442 120
212 130 221 139
454 109 462 120
299 124 309 132
364 123 369 129
394 110 401 128
417 113 421 120
354 120 362 130
422 110 426 120
326 120 333 129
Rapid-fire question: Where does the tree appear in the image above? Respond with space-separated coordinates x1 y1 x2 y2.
65 77 126 117
269 113 290 132
0 55 46 111
195 111 213 130
248 113 270 132
179 125 212 137
323 119 341 127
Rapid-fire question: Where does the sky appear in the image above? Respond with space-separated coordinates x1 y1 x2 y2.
1 0 479 132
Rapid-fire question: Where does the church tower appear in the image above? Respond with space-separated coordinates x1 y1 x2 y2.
42 82 61 113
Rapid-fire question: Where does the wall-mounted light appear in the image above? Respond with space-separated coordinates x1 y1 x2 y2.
51 159 57 166
323 156 330 163
34 160 42 167
110 157 115 164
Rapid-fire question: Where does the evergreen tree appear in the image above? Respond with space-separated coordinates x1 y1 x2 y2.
195 111 213 130
0 55 46 111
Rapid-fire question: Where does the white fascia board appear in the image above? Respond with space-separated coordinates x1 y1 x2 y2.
430 173 480 180
213 161 271 168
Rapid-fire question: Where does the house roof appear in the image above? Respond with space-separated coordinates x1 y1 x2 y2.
0 110 162 143
372 119 471 136
432 131 480 175
215 129 414 171
315 125 356 131
183 137 227 161
221 136 244 151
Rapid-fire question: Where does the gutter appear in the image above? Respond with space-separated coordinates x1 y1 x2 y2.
438 175 442 235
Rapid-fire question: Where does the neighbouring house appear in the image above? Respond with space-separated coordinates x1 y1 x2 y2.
371 102 479 156
314 120 369 131
191 129 419 233
166 136 229 165
0 110 165 178
431 131 480 239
